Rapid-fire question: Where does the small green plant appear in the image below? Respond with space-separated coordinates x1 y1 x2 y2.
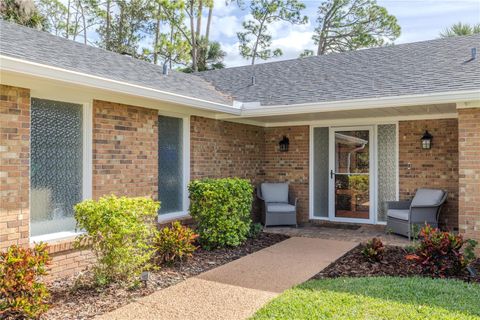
0 243 51 319
410 224 421 242
361 238 385 262
404 244 418 254
74 195 160 286
463 239 478 265
188 178 253 249
155 221 198 264
248 223 263 238
406 225 473 277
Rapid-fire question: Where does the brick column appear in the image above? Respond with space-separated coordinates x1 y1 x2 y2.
458 107 480 247
0 85 30 250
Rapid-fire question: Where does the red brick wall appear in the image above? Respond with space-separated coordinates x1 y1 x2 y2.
190 116 265 220
190 116 265 182
399 119 459 230
458 108 480 246
264 126 310 223
0 85 30 250
93 100 158 199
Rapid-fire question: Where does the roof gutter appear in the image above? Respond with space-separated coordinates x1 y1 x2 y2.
233 89 480 118
0 55 241 115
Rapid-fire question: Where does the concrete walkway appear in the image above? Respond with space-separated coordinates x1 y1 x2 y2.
97 237 357 320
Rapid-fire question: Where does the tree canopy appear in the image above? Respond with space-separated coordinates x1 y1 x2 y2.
237 0 308 65
313 0 400 55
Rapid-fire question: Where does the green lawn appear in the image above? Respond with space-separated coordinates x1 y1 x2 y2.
251 277 480 320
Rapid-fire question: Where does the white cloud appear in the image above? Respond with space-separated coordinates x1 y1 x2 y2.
209 15 242 39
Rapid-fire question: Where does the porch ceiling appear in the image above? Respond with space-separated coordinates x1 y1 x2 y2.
240 103 457 125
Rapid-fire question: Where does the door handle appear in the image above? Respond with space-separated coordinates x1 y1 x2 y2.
330 170 334 179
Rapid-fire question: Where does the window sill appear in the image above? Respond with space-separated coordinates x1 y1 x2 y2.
158 212 191 224
30 231 83 244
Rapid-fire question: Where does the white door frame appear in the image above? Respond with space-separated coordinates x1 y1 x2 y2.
328 125 376 224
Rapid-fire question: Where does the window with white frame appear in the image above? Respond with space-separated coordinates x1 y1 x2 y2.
158 115 187 215
30 98 90 237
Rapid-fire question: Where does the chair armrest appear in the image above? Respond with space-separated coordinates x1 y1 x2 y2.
256 186 264 201
387 200 411 210
410 204 442 209
289 197 298 207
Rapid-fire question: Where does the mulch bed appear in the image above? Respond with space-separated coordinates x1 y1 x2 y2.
314 244 480 283
42 232 289 320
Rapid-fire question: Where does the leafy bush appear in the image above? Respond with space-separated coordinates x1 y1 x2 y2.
248 223 263 239
405 225 475 277
155 221 198 264
75 195 160 285
361 238 385 262
188 178 253 249
0 243 50 319
463 239 478 264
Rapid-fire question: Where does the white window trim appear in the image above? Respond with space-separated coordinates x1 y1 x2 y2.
29 99 93 243
157 113 191 223
309 121 399 225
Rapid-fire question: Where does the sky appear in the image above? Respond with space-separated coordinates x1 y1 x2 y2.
208 0 480 67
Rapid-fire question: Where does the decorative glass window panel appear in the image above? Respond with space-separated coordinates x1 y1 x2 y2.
377 124 397 222
313 127 329 217
30 98 83 236
158 116 184 214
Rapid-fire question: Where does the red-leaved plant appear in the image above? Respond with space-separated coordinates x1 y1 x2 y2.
362 238 385 262
406 225 475 277
0 243 51 319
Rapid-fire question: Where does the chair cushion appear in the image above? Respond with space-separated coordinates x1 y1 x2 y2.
261 183 289 203
411 189 445 207
266 203 296 213
387 209 409 221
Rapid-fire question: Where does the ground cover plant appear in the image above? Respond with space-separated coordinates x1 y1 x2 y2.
251 277 480 320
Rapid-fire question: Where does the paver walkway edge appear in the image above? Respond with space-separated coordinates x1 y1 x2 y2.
96 237 357 320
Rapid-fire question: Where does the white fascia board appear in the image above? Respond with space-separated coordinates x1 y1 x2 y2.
0 55 241 115
229 90 480 118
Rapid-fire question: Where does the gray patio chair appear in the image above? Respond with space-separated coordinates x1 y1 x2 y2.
257 183 297 227
386 188 448 239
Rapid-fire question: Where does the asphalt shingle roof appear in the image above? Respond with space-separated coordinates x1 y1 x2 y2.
0 20 232 105
1 19 479 108
197 35 480 106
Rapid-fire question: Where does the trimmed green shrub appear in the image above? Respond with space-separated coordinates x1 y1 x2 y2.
188 178 253 249
74 195 160 286
155 221 198 264
0 243 50 319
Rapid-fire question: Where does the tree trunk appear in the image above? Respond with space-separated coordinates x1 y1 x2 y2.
205 4 212 43
251 19 266 65
153 2 162 65
66 0 71 39
106 0 111 50
189 2 197 72
196 0 203 39
80 1 87 44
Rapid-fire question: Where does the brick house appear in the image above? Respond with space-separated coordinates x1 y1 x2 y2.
1 20 479 277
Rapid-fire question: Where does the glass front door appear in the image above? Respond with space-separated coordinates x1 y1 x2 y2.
330 127 373 222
